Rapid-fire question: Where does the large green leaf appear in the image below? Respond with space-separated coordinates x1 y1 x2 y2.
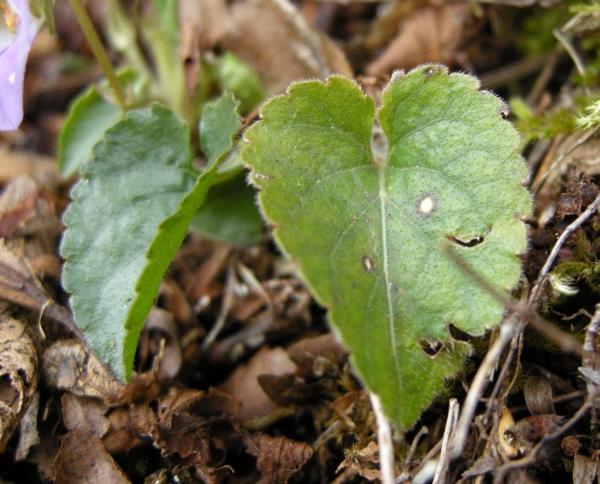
61 97 239 381
242 65 532 430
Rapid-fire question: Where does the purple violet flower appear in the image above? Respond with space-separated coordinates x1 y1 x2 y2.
0 0 41 130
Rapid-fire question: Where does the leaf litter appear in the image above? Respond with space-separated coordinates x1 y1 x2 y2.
5 0 600 483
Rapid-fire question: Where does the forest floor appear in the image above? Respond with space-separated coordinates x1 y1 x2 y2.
2 0 600 483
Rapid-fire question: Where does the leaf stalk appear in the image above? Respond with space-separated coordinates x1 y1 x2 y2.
67 0 127 109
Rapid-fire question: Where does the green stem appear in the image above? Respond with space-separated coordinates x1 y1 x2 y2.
67 0 127 108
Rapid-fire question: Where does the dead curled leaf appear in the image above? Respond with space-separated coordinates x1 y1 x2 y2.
219 346 297 420
15 390 39 461
330 391 370 431
366 2 473 76
286 333 347 380
219 0 353 93
247 432 314 484
524 375 556 416
42 339 126 405
0 240 72 330
53 429 131 484
51 394 131 483
336 441 382 482
150 411 243 483
0 175 58 238
0 305 41 453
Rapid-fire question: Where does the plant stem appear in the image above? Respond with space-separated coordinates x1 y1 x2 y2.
67 0 127 108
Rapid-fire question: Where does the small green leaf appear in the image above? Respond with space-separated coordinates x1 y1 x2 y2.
190 172 263 247
58 85 124 178
61 98 239 381
242 66 532 430
200 92 240 167
214 53 266 114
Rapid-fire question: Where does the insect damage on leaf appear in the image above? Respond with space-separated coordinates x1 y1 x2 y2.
242 65 532 430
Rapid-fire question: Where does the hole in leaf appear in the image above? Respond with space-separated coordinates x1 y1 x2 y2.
361 255 375 273
448 323 471 342
446 235 484 247
418 338 444 359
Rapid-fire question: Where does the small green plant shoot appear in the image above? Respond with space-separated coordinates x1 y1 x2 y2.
60 95 240 382
60 65 531 431
242 65 532 430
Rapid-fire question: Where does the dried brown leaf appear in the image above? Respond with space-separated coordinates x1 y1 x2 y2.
102 404 152 454
219 346 296 419
103 388 208 454
0 240 73 330
336 441 381 482
221 0 352 94
259 373 337 408
62 393 110 438
15 390 39 460
287 333 347 379
150 411 241 483
0 307 40 452
524 376 556 416
331 391 368 431
140 307 182 378
53 429 130 484
367 3 472 76
573 452 598 484
0 149 58 186
0 176 59 238
249 432 313 484
42 340 126 405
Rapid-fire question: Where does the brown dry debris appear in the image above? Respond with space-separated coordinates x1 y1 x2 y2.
247 432 314 484
0 306 40 453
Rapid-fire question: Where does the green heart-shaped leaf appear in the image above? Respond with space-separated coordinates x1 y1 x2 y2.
242 65 531 430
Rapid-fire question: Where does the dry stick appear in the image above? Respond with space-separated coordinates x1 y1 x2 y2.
448 316 524 461
553 29 586 76
532 128 598 196
432 399 460 484
479 51 559 90
369 392 395 484
582 303 600 444
529 193 600 305
483 329 521 425
201 263 236 350
404 427 428 470
526 52 561 107
493 398 593 484
399 440 443 484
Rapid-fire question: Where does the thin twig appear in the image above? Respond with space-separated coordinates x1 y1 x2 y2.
370 392 395 484
403 426 428 470
582 303 600 445
399 440 443 484
432 399 459 484
448 316 523 461
529 193 600 306
201 263 236 350
483 329 521 425
553 29 586 76
532 128 598 195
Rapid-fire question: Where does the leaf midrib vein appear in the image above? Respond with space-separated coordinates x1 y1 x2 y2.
378 164 402 395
